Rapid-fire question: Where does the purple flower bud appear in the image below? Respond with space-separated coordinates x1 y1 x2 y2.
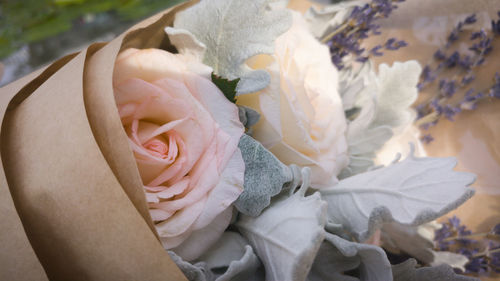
465 256 488 274
430 98 443 114
492 223 500 235
492 19 500 36
449 216 461 228
443 105 460 121
470 29 487 40
464 14 477 24
385 38 408 50
459 55 473 69
445 51 460 68
356 56 369 63
370 45 384 56
476 57 486 66
421 134 434 144
327 0 407 69
489 78 500 98
461 73 475 85
434 49 446 60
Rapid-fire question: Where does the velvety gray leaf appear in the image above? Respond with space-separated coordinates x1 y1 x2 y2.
238 106 261 131
172 231 263 281
322 149 476 241
199 232 250 269
337 156 374 179
309 233 392 281
308 237 361 281
198 232 263 281
237 170 327 281
338 62 373 111
372 62 421 128
392 259 479 281
216 245 262 281
235 134 292 216
173 0 292 94
165 27 206 62
430 251 469 273
381 222 438 264
340 61 421 178
168 251 214 281
348 126 393 156
305 1 365 39
414 264 479 281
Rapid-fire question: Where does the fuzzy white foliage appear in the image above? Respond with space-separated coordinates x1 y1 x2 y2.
340 61 422 178
173 0 292 94
237 170 326 281
305 1 367 39
322 148 475 241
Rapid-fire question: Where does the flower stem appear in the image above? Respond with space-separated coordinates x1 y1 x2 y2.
472 247 500 258
441 232 500 243
321 22 350 43
442 232 489 242
415 111 439 127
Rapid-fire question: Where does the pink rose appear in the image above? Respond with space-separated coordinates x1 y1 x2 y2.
113 48 245 260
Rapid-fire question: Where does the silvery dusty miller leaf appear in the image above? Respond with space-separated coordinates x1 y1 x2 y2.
305 0 365 39
381 222 438 264
171 232 262 281
430 250 469 273
165 27 206 62
199 232 262 281
321 147 476 242
238 106 260 130
173 0 292 94
340 61 422 178
392 259 479 281
237 177 327 281
235 134 292 217
309 233 392 281
168 251 213 281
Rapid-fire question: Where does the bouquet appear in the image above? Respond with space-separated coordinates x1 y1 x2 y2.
1 0 494 280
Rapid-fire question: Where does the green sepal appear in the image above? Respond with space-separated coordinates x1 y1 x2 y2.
211 72 240 103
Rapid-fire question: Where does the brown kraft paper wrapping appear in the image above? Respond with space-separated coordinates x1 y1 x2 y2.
0 1 197 280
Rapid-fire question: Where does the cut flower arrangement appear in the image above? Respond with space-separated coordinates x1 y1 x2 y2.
0 0 489 280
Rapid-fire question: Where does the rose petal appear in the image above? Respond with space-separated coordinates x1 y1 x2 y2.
171 207 234 261
156 178 190 200
156 196 207 239
191 149 244 231
150 209 175 222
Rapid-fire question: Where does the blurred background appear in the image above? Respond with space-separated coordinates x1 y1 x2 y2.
0 0 186 86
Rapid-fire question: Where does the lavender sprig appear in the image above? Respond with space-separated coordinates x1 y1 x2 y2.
322 0 406 69
415 12 500 142
417 15 479 92
434 217 500 275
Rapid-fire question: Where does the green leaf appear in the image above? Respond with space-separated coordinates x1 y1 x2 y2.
211 72 240 103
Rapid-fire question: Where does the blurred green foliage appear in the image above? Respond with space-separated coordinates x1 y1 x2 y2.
0 0 186 59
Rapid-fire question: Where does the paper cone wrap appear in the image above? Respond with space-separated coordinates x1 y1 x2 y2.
0 2 197 280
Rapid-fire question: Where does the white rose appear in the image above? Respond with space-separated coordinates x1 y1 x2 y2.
238 12 348 188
